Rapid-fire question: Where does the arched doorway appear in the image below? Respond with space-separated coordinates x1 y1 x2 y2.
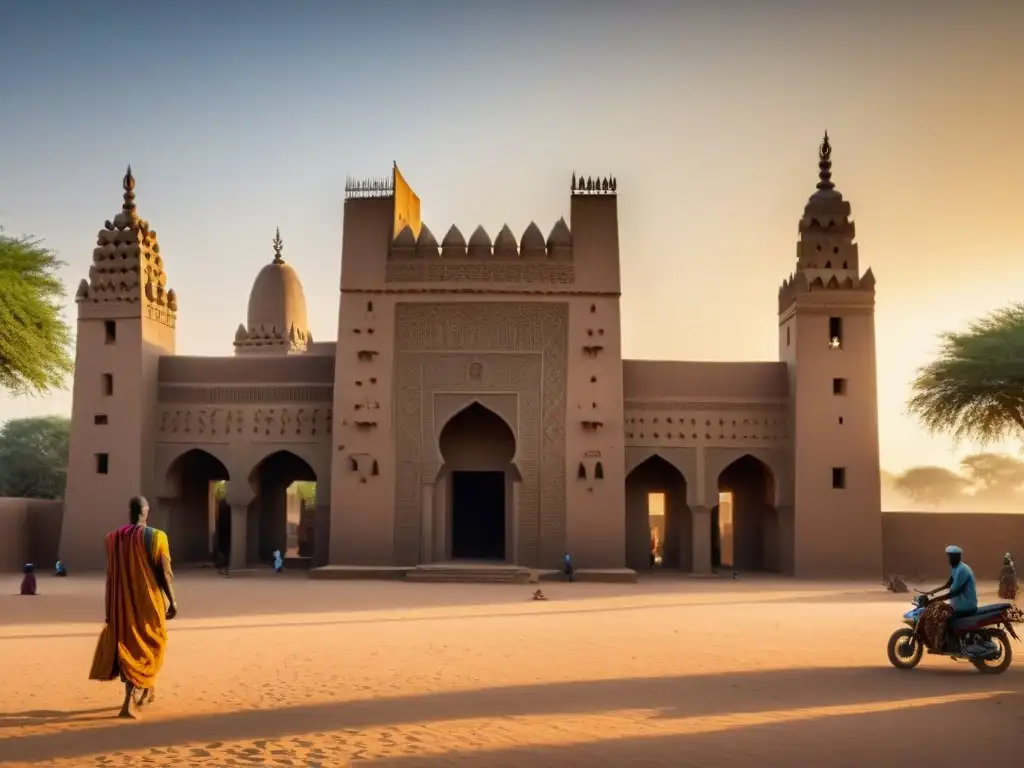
248 451 317 566
438 402 517 561
625 456 690 571
165 449 230 564
714 455 779 572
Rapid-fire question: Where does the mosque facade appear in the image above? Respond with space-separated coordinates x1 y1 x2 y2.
59 136 884 578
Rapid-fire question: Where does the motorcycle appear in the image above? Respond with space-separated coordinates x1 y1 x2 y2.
887 589 1022 674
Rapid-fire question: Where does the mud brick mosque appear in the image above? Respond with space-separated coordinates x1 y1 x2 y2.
59 134 884 578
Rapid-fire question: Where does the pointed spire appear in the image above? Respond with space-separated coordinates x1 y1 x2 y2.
122 165 136 212
272 227 284 264
816 131 834 192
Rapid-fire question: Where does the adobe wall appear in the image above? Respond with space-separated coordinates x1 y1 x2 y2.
0 498 64 572
882 511 1024 580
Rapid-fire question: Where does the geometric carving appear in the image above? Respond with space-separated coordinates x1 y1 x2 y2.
394 302 568 568
159 384 333 404
385 262 575 285
357 350 379 361
624 400 786 413
583 345 603 357
156 405 331 444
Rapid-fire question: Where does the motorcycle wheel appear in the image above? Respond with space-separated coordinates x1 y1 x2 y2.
971 629 1012 674
887 627 923 669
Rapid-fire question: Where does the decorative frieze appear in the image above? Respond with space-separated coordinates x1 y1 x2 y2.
385 262 575 285
158 385 333 404
156 406 333 440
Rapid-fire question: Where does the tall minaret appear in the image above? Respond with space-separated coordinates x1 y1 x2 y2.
778 134 882 578
60 167 178 570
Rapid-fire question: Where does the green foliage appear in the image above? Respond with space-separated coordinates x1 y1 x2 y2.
210 479 315 504
892 466 970 508
293 481 316 505
0 416 71 499
959 452 1024 495
0 229 74 396
908 303 1024 444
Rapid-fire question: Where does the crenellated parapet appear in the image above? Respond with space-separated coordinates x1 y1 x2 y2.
777 267 875 313
571 172 617 196
234 322 311 354
75 167 176 325
389 218 573 261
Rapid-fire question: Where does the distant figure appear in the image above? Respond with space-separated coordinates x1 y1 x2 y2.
999 553 1017 601
886 574 909 593
89 495 177 719
20 564 36 595
532 589 548 601
273 550 284 573
563 552 574 582
211 531 229 577
55 560 67 577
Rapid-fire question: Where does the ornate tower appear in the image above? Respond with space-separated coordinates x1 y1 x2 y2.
778 134 882 578
60 168 177 570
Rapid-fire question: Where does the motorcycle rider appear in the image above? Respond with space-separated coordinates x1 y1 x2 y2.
919 545 978 653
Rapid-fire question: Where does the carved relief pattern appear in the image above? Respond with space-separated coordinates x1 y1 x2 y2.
423 365 538 541
624 400 786 413
386 263 574 285
156 405 332 445
394 302 568 567
624 409 789 448
159 385 333 404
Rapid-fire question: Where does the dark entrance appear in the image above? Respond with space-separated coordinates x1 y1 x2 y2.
451 470 505 560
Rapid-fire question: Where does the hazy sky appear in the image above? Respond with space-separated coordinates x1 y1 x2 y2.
1 0 1022 473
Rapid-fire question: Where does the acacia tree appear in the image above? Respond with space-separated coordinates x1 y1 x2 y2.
0 229 73 395
908 303 1024 444
0 416 71 499
893 466 970 509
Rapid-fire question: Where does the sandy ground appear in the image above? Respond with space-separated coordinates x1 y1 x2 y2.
0 572 1021 767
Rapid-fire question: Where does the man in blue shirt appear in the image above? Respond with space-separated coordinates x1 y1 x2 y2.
921 545 978 652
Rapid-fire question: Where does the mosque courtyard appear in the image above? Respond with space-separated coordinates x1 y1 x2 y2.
0 573 1020 767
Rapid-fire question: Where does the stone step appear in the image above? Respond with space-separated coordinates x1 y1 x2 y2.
405 565 534 584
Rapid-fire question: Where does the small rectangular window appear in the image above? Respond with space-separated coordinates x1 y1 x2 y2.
838 416 844 425
101 373 113 396
786 326 791 346
832 377 847 396
104 320 116 343
828 316 843 349
94 414 108 425
95 453 109 474
832 467 846 489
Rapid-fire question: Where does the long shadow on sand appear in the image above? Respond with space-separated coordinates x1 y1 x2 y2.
368 696 1019 767
0 707 114 729
0 665 1019 763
